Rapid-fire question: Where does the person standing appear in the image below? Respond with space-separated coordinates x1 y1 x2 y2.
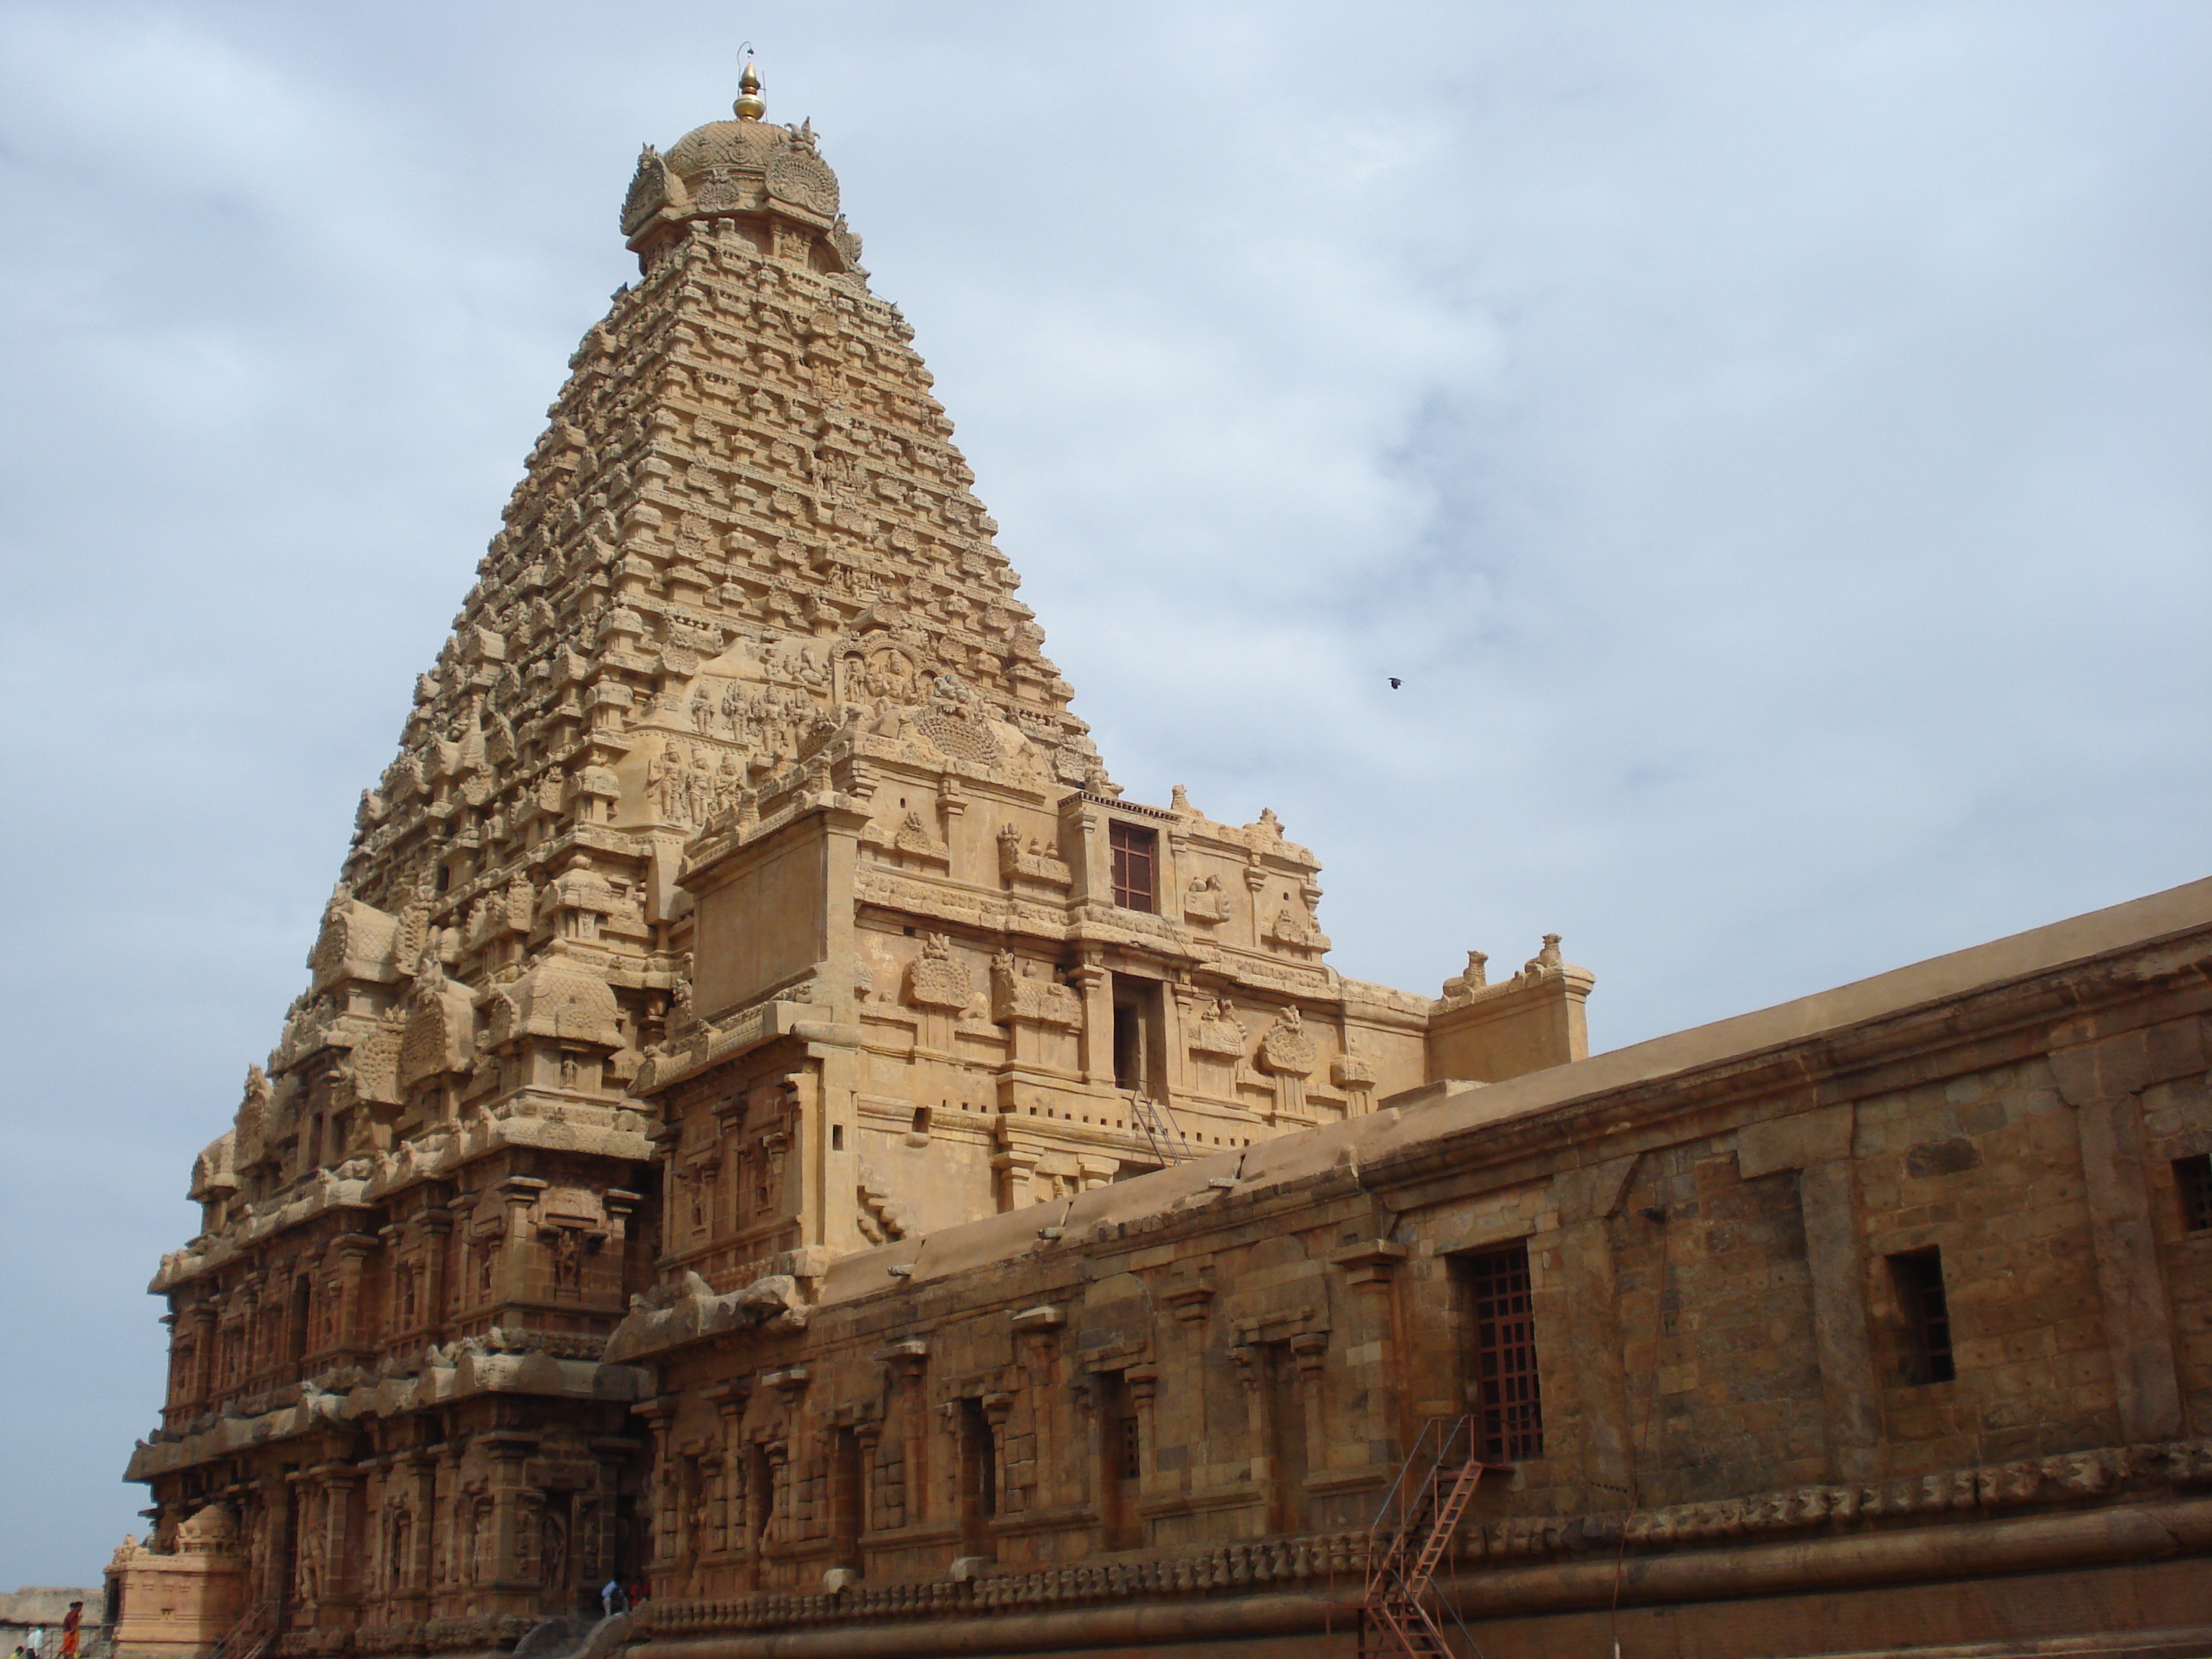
600 1579 623 1619
59 1604 83 1659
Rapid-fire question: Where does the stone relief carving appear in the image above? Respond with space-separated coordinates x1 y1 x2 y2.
1188 999 1248 1059
1182 874 1231 924
998 822 1071 886
989 951 1082 1029
905 933 974 1011
1256 1007 1318 1078
1266 904 1330 953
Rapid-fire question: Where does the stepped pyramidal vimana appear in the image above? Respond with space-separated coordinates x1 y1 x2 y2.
112 60 2212 1659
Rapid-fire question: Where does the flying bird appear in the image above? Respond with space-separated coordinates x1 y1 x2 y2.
1388 678 1403 689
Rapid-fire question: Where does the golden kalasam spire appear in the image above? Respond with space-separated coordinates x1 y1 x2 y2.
734 55 766 121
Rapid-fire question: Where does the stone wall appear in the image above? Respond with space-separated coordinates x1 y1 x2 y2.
609 876 2212 1659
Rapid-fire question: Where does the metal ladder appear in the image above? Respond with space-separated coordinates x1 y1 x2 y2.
1128 1092 1195 1165
1360 1416 1501 1659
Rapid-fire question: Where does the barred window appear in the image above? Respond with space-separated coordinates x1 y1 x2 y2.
1463 1242 1543 1461
1115 1409 1143 1481
1891 1247 1957 1385
1108 822 1156 913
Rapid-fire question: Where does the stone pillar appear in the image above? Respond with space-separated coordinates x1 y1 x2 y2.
1330 1240 1408 1461
1011 1310 1064 1510
1740 1105 1881 1482
405 1452 437 1609
318 1468 361 1621
188 1306 217 1408
981 1392 1015 1521
1231 1346 1265 1484
261 1475 293 1622
235 1283 263 1383
421 1208 453 1331
763 1443 790 1549
882 1341 930 1526
2054 1038 2187 1442
331 1235 377 1358
482 1432 539 1595
498 1177 549 1312
636 1396 680 1576
1167 986 1200 1100
992 1142 1040 1211
1125 1367 1161 1503
707 1380 752 1558
1290 1331 1330 1483
434 1441 464 1600
1545 1155 1640 1501
853 1422 884 1540
1074 959 1112 1086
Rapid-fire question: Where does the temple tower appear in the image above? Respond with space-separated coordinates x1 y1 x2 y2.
122 64 1592 1653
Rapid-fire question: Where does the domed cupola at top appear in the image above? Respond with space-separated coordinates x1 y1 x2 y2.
621 57 863 277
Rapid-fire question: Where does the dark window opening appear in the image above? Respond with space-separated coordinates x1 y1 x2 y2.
2177 1155 2212 1233
1111 975 1166 1097
745 1443 773 1550
830 1427 863 1568
958 1397 997 1557
1892 1247 1956 1384
1108 822 1157 913
830 1123 844 1151
1264 1344 1310 1534
1457 1242 1543 1461
289 1275 312 1364
1096 1371 1142 1550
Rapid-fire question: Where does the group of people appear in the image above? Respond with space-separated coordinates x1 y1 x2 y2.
598 1580 648 1619
10 1600 85 1659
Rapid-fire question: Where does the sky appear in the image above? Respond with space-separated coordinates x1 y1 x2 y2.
1 0 2206 1586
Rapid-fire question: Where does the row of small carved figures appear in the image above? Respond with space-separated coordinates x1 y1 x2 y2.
1478 1437 2212 1560
636 1438 2212 1634
277 1613 541 1657
639 1529 1372 1633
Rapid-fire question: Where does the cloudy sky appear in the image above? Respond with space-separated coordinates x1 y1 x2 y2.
1 0 2206 1584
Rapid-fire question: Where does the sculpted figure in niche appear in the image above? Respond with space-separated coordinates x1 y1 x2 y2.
386 1506 412 1595
540 1505 569 1595
649 745 688 824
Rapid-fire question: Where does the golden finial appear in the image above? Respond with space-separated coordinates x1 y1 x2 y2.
734 51 766 121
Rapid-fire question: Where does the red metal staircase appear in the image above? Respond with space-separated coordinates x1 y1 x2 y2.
1361 1416 1501 1659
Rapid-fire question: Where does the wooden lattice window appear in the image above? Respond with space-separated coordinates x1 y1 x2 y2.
2177 1156 2212 1233
1891 1247 1956 1385
1108 822 1156 913
1465 1242 1544 1461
